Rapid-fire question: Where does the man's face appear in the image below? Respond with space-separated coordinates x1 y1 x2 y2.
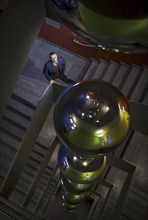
50 54 58 64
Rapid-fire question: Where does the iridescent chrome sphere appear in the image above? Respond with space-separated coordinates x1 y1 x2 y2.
58 145 106 183
54 80 130 156
46 0 148 53
58 145 106 211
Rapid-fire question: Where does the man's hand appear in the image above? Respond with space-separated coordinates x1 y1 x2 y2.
50 80 55 84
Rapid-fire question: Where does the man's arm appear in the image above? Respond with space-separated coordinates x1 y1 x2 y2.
43 62 52 81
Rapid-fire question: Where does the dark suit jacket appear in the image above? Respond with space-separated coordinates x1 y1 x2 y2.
43 56 65 81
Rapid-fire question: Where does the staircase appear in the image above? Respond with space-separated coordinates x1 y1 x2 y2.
0 38 148 220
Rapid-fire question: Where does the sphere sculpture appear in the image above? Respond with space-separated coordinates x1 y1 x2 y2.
54 80 130 212
47 0 148 53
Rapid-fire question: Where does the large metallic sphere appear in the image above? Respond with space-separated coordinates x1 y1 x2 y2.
46 0 148 53
54 80 130 156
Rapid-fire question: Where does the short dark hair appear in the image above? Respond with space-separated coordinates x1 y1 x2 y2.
49 52 57 59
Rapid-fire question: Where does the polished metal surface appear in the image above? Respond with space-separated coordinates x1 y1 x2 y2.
58 145 106 183
54 79 131 212
46 0 148 53
54 80 131 156
58 145 106 211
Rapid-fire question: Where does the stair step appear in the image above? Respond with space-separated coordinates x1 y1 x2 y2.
130 67 148 102
0 141 49 185
0 119 25 140
123 132 148 191
0 163 12 181
6 105 32 121
115 130 134 157
9 188 25 205
3 108 30 129
23 164 38 177
26 158 41 170
42 172 52 181
15 178 31 195
29 151 44 166
38 180 49 190
103 60 120 83
131 185 148 202
121 65 142 99
20 172 35 184
0 154 16 172
102 197 116 218
0 140 16 158
92 59 109 80
11 93 36 110
7 96 35 119
124 197 147 217
12 86 40 107
2 116 27 131
0 132 20 149
15 75 48 97
33 144 47 158
27 199 38 211
0 148 15 180
112 63 131 89
19 163 53 185
13 176 53 209
20 74 48 87
122 207 144 220
0 196 40 220
82 60 99 80
16 175 51 201
0 154 44 186
67 57 91 81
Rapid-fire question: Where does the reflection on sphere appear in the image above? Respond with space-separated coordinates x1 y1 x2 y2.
54 80 130 156
47 0 148 53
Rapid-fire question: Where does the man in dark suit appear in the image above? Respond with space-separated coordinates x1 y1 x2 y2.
43 52 75 84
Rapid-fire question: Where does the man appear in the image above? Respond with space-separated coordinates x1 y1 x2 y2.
43 52 75 84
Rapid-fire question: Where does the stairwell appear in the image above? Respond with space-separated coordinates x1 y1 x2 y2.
0 37 148 220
